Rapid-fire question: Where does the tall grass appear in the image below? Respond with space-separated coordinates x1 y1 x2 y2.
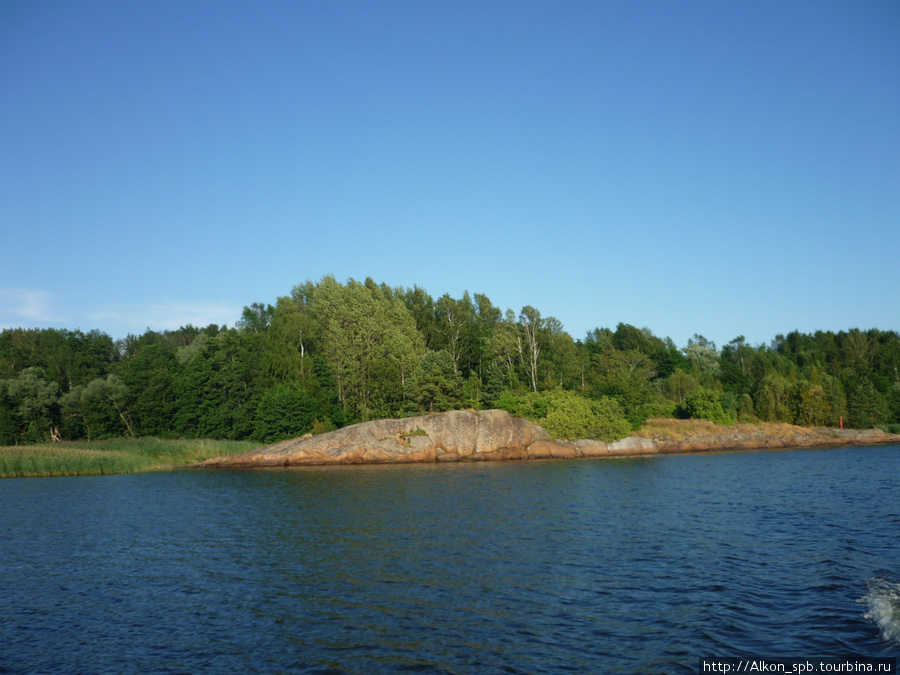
0 438 260 478
635 418 808 440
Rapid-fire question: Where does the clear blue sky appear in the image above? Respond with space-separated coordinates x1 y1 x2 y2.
2 0 898 349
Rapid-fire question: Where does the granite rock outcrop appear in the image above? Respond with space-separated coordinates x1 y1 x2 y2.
200 409 548 467
198 410 900 468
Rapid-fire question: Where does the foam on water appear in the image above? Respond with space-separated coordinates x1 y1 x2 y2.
861 571 900 646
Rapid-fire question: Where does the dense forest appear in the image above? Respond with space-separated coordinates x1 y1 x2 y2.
2 276 899 446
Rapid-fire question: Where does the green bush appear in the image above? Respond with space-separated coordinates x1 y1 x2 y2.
626 399 677 430
496 390 548 420
679 388 736 425
539 390 599 440
583 396 633 442
500 389 630 442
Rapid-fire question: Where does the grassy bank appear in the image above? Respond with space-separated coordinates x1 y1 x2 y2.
0 438 262 478
636 418 900 441
634 418 805 440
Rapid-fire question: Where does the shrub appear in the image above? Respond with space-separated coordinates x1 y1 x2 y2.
496 390 548 420
626 399 677 430
539 390 598 440
586 396 633 442
537 390 631 442
680 388 736 425
496 389 631 441
312 417 336 435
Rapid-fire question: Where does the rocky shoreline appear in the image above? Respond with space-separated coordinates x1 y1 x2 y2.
198 409 900 468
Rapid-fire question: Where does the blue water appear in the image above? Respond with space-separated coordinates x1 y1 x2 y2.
1 445 898 674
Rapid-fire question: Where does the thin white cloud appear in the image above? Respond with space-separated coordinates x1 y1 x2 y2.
89 301 242 334
0 288 60 328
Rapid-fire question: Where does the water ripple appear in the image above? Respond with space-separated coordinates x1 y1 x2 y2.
0 445 898 672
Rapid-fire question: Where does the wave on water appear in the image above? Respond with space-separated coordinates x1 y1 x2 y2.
861 571 900 646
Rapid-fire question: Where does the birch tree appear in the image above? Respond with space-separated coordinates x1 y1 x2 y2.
519 306 543 392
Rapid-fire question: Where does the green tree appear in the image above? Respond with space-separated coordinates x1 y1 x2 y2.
402 286 439 349
489 310 524 391
0 387 16 445
650 337 689 380
541 317 580 390
720 336 755 396
61 374 133 440
584 327 614 359
738 393 757 422
310 277 424 421
0 367 60 443
842 329 876 371
589 348 657 412
844 375 889 428
174 329 264 439
405 350 464 413
261 296 319 385
236 302 275 334
470 293 503 379
434 293 476 375
176 331 210 365
755 372 794 423
163 324 204 349
611 323 653 353
0 328 116 393
253 384 316 443
116 339 179 437
463 372 484 410
495 389 630 442
795 384 833 427
685 334 720 376
519 305 544 392
627 398 677 429
661 367 700 404
481 362 512 407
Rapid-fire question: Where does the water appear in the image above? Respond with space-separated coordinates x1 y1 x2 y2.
1 445 898 674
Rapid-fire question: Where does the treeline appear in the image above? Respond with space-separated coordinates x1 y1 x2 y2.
1 276 898 445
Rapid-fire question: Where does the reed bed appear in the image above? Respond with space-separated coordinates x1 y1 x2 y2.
0 438 260 478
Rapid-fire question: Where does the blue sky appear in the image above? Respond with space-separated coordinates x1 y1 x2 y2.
2 0 898 350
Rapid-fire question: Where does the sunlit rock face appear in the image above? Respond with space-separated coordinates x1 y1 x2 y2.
198 411 900 468
200 409 548 467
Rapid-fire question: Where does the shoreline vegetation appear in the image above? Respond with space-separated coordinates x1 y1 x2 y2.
2 278 899 471
2 417 898 478
197 410 900 470
0 438 260 478
633 417 900 453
